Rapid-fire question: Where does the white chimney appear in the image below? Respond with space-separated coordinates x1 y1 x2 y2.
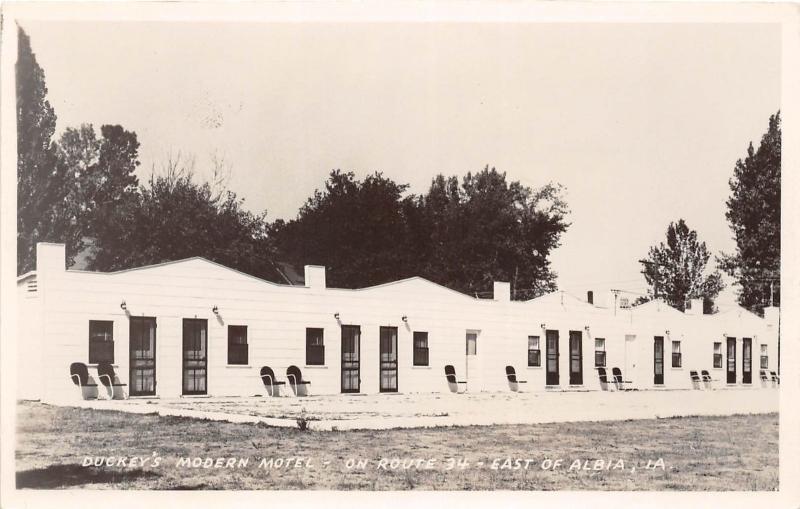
304 265 326 289
685 298 703 315
36 243 66 272
493 281 511 302
763 306 780 327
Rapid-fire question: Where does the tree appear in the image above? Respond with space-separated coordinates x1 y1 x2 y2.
54 124 142 267
92 155 283 282
16 27 72 274
413 167 569 299
718 112 781 314
273 170 415 288
640 219 724 313
16 27 142 274
274 166 570 299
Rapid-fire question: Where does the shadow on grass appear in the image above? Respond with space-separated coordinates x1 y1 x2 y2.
17 464 160 489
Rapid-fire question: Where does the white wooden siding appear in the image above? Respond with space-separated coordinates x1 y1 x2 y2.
22 243 780 402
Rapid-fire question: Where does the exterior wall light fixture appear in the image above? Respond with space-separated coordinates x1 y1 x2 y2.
402 315 408 323
540 323 546 329
584 325 590 332
213 305 219 315
334 312 340 320
120 300 127 311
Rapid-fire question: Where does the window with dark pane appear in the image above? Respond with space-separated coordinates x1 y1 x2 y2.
413 331 429 366
89 320 114 364
227 325 248 365
306 328 325 365
594 338 606 367
527 335 540 367
672 340 682 368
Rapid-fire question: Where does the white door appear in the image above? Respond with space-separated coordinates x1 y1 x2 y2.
465 331 482 391
624 334 637 388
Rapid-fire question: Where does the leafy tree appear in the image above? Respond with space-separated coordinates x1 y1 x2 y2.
16 26 142 274
274 166 569 299
54 124 142 267
93 157 283 282
16 27 73 273
718 112 781 314
640 219 724 313
274 170 415 288
413 167 569 299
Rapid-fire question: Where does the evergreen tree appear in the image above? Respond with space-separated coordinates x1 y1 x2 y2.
16 27 73 273
718 113 781 314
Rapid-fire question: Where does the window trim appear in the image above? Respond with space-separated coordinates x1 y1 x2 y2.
594 337 606 368
527 335 541 367
413 331 429 367
88 320 114 364
227 325 249 366
671 340 682 368
713 341 723 369
305 327 325 366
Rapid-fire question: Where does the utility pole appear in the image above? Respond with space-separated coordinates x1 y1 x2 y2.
770 280 774 307
765 269 780 308
610 289 621 316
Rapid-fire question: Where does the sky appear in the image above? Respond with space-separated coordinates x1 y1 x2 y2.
22 21 781 305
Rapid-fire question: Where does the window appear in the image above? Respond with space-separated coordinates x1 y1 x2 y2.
595 338 606 367
306 328 325 365
227 325 248 365
89 320 114 364
713 342 722 368
761 344 768 369
413 331 429 366
672 341 682 368
528 336 541 367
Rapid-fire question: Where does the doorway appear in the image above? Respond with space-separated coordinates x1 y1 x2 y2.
624 334 636 387
379 326 398 392
182 318 208 395
569 330 583 385
727 337 737 384
341 325 361 393
129 317 156 396
743 337 752 384
742 338 753 384
546 329 560 385
653 336 664 385
465 331 480 391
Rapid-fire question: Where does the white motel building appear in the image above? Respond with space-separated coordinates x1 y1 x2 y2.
17 243 780 403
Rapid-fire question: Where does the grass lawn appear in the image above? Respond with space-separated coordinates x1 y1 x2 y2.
15 401 778 490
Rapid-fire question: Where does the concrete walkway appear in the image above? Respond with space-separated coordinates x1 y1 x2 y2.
67 388 779 431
